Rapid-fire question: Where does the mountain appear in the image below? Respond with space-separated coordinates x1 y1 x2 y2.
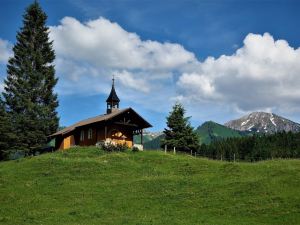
137 121 250 149
225 112 300 134
133 131 163 145
144 134 165 150
134 131 164 150
196 121 248 144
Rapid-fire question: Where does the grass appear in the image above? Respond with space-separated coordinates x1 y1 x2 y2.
0 147 299 225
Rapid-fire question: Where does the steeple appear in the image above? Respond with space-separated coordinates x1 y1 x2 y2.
106 76 120 114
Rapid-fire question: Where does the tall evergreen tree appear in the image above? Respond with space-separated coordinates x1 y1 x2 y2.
3 1 59 154
162 103 200 152
0 96 15 160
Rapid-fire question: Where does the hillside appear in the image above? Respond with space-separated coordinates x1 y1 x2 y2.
0 148 299 225
225 112 300 134
144 134 164 150
196 121 247 144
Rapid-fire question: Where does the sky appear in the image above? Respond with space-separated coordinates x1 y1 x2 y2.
0 0 300 131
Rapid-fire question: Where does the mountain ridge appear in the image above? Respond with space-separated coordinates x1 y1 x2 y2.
224 112 300 134
136 112 300 149
195 121 247 144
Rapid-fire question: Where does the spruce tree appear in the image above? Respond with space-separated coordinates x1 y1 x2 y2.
0 96 15 160
162 103 200 152
3 1 59 154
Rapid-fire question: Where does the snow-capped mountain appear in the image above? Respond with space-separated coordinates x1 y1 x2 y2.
224 112 300 134
143 131 163 139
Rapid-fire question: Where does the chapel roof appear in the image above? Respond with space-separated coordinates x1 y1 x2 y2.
50 108 152 137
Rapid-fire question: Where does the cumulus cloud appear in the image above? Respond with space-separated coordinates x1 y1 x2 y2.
49 16 196 112
50 17 196 70
115 70 150 93
49 16 300 117
0 38 12 63
177 33 300 114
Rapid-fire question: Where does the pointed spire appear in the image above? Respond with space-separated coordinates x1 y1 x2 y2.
106 76 120 103
106 76 120 114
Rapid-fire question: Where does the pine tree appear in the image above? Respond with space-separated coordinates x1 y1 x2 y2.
3 1 59 154
0 96 15 160
162 103 200 152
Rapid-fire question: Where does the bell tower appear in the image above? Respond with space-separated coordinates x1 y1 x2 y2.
106 76 120 114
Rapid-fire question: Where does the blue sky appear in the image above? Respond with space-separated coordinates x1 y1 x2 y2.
1 0 300 131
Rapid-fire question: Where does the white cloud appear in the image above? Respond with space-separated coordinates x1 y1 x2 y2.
0 39 12 63
0 39 12 95
50 17 196 70
49 17 300 119
49 16 196 113
115 70 150 93
178 72 216 98
177 33 300 114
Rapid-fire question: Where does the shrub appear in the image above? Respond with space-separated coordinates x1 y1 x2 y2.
132 147 139 152
97 141 128 152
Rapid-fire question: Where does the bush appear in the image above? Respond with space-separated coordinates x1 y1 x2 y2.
97 141 128 152
132 147 139 152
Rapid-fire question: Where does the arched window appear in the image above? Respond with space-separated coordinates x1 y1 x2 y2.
88 128 93 140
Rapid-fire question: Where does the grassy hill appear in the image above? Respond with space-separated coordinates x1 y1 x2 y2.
196 121 249 144
0 147 299 225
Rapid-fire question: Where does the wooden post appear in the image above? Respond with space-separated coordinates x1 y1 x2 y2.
105 126 107 140
141 129 143 146
194 152 197 157
173 147 176 154
165 145 167 154
191 150 192 156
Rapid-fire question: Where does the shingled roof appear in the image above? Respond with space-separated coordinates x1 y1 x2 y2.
50 108 152 137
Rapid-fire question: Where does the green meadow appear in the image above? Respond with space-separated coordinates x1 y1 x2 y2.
0 147 299 225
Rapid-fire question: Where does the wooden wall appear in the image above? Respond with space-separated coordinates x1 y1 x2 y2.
59 135 75 150
57 123 134 150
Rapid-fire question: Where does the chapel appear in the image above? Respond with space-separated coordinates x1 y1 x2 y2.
50 78 152 150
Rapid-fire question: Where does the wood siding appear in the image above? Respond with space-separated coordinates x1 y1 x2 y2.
57 122 134 150
59 135 75 150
